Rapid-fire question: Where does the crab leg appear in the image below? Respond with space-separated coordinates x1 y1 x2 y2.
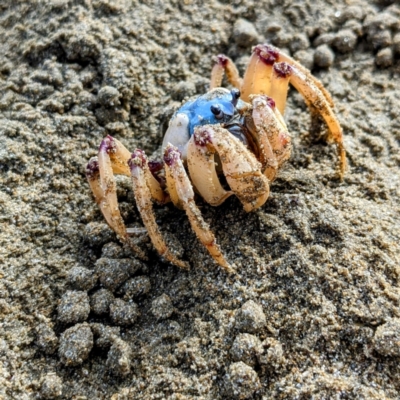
283 63 346 177
249 95 292 181
210 54 242 90
267 61 343 148
85 136 131 241
163 144 233 273
241 45 276 102
86 135 168 238
189 125 270 213
269 62 292 116
272 45 334 108
86 157 127 240
129 150 189 270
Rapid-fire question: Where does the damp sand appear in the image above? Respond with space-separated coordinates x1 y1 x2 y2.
1 1 400 399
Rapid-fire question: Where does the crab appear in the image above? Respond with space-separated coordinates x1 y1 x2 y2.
86 44 346 273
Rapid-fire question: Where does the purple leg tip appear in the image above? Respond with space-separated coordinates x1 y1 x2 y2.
216 54 229 67
99 135 116 154
266 97 276 109
163 145 181 167
273 62 293 78
128 149 147 170
254 44 279 65
86 158 99 180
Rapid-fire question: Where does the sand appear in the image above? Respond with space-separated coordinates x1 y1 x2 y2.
1 0 400 399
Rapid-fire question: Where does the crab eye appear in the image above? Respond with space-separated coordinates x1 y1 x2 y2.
210 104 224 120
230 89 240 107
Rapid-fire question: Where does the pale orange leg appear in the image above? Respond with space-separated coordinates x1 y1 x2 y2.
86 157 127 239
270 45 335 108
210 54 242 90
241 46 276 102
163 144 234 273
282 64 346 178
86 136 131 241
129 149 189 270
249 95 292 182
86 157 149 261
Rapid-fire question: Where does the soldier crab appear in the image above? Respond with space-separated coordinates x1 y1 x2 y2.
86 44 346 273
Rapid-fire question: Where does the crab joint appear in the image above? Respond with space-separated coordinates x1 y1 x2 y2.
85 157 100 181
99 135 117 154
148 160 163 174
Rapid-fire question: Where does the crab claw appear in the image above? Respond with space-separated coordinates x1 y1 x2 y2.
188 125 270 213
